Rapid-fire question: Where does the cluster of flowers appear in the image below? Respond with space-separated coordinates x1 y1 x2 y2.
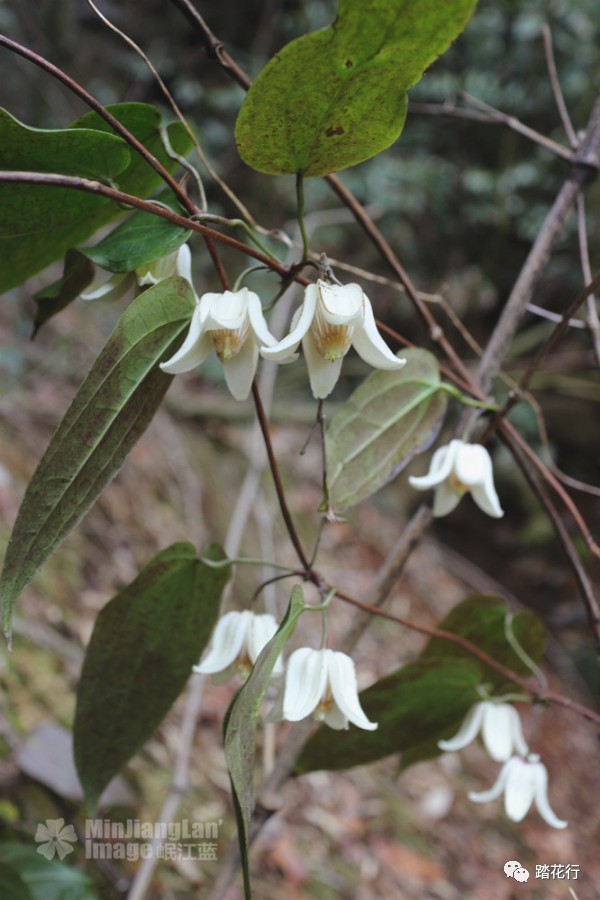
86 247 566 830
195 609 377 732
85 243 405 400
439 699 567 829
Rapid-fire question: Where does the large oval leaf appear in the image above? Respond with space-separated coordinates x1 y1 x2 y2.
326 348 447 511
74 543 230 812
235 0 478 176
0 276 196 640
296 658 482 773
0 103 192 292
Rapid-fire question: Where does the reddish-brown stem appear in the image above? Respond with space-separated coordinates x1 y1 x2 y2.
251 381 312 573
332 586 600 724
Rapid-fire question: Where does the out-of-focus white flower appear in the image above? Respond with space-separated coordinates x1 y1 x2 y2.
438 700 528 762
160 287 276 400
193 610 283 683
409 439 503 518
468 753 568 829
81 243 194 302
269 647 377 731
261 280 405 399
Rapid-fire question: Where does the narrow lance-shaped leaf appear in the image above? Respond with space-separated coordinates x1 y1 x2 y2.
296 658 482 774
326 348 447 511
74 543 230 812
236 0 478 176
224 586 305 900
0 276 196 640
0 102 192 292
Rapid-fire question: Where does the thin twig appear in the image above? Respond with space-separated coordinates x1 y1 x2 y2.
576 196 600 365
459 91 574 162
541 24 579 148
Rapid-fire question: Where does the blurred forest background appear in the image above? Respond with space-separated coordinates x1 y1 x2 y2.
0 0 599 897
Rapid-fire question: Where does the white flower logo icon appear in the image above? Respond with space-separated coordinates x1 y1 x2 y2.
35 818 77 860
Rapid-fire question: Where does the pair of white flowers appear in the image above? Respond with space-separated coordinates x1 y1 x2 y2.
159 273 404 401
439 699 567 829
195 610 377 732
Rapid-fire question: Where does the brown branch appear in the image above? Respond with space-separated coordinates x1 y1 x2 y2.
0 171 309 283
475 96 600 395
0 34 198 216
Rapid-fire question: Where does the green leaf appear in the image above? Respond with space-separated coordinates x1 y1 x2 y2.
422 594 546 689
84 205 189 274
296 658 481 774
0 842 98 900
32 249 95 337
0 103 192 293
74 543 230 812
235 0 478 176
0 863 33 900
326 348 447 511
224 586 305 900
0 276 196 640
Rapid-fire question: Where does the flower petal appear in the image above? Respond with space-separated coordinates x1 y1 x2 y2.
432 481 462 517
532 759 568 829
322 704 349 730
317 281 363 324
247 292 277 347
504 756 536 822
282 647 328 722
468 757 513 804
351 296 406 370
303 332 344 399
222 335 258 400
159 304 212 374
409 442 458 491
246 613 281 673
453 443 491 487
326 650 378 731
136 249 179 286
193 610 252 674
202 290 248 330
81 271 132 302
438 702 486 753
470 481 504 518
261 285 318 361
175 243 193 282
482 704 517 762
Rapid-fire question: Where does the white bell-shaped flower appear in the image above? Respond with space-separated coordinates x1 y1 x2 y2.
82 243 194 302
194 610 283 683
468 753 568 829
270 647 377 731
409 439 503 518
438 700 528 762
261 280 405 399
160 287 277 400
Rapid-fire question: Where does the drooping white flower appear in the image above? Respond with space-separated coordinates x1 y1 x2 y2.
261 280 405 399
269 647 378 731
81 243 195 302
409 439 503 518
193 610 283 683
468 753 568 829
438 700 528 762
160 287 277 400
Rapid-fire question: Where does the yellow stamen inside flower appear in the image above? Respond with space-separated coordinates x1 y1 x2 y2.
448 473 468 495
312 324 353 361
211 326 247 361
